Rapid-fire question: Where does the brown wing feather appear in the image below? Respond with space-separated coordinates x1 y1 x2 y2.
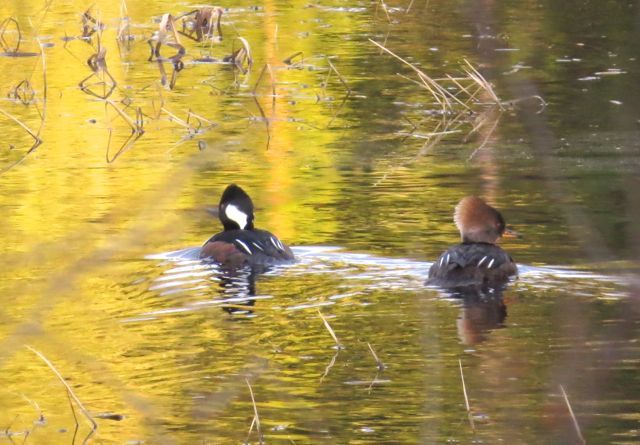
200 241 248 267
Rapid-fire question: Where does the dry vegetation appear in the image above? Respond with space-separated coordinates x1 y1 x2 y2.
0 4 263 171
0 2 355 169
2 3 605 445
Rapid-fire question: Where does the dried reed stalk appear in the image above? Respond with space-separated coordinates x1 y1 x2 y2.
560 385 586 445
26 346 97 433
458 359 475 431
318 310 342 348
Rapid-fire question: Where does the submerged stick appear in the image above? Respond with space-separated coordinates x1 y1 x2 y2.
26 346 97 432
559 385 586 445
458 359 475 431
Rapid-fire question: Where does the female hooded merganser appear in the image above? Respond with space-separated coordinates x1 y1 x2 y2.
200 184 295 267
427 196 517 290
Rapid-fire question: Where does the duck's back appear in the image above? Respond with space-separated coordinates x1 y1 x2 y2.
427 242 517 290
200 228 294 267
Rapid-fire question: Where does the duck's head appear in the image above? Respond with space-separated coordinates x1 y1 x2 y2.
454 196 511 244
218 184 255 231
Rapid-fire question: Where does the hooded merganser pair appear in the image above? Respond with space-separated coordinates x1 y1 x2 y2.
200 186 517 290
427 196 518 290
200 184 295 266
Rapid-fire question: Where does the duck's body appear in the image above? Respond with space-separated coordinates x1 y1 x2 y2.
427 242 516 289
199 184 295 267
427 196 517 291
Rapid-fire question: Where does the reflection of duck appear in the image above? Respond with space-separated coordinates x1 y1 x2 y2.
200 184 295 267
216 267 258 316
427 196 517 291
456 292 507 345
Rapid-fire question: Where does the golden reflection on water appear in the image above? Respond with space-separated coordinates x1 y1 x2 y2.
0 0 638 444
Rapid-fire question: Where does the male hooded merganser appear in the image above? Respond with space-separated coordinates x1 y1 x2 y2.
427 196 517 290
200 184 295 266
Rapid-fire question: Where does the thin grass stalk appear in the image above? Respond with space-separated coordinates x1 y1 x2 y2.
463 59 502 107
458 359 475 431
370 39 448 108
560 385 586 445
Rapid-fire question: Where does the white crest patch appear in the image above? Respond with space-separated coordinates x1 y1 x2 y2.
225 204 248 229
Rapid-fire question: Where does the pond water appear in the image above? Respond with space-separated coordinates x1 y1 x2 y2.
0 0 639 444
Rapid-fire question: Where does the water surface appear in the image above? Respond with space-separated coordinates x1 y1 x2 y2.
0 0 639 443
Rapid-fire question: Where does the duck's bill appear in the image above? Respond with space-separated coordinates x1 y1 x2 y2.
502 227 520 239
